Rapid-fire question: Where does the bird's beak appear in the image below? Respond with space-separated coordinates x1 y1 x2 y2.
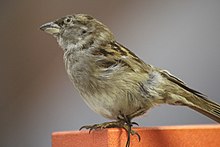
40 22 61 35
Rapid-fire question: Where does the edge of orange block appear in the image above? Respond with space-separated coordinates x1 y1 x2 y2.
52 124 220 147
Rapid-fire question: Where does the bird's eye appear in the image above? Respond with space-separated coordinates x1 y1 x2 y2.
82 30 87 34
64 17 72 24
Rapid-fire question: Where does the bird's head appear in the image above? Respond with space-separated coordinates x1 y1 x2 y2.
40 14 114 51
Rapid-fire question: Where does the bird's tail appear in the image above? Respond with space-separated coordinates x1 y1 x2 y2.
187 96 220 123
162 70 220 123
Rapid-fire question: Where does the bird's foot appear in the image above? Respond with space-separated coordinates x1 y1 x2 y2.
80 116 140 147
79 120 125 133
117 114 141 147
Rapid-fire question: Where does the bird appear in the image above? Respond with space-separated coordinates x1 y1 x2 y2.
40 14 220 147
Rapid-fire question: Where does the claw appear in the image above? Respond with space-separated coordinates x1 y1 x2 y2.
79 125 88 130
79 124 99 133
131 130 141 141
131 122 139 126
79 125 93 131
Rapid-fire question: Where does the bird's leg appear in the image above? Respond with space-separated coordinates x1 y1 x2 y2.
117 113 140 147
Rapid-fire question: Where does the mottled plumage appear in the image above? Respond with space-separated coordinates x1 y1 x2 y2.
40 14 220 147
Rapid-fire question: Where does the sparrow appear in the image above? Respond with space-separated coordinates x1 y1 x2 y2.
40 14 220 147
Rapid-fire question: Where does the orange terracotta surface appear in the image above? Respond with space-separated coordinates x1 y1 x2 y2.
52 125 220 147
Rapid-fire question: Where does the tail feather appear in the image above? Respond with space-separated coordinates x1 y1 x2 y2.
188 97 220 123
160 69 220 123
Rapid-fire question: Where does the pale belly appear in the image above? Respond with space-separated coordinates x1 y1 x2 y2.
81 90 151 120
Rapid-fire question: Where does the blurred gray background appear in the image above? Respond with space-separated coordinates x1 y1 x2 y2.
1 0 220 146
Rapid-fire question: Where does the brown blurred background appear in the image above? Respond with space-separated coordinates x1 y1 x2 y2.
1 0 220 146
